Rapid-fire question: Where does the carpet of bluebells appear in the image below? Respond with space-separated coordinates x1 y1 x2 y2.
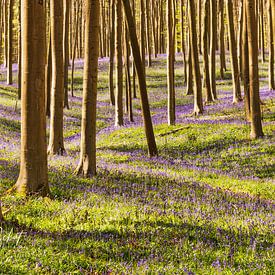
0 56 274 274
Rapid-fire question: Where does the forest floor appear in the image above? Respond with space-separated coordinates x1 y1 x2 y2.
0 55 274 274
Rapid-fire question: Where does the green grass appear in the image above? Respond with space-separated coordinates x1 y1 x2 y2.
0 53 274 274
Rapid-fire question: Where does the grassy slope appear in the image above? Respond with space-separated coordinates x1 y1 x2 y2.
0 56 274 274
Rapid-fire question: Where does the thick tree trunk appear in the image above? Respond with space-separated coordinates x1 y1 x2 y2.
14 0 49 196
122 0 158 157
48 0 65 155
75 0 100 177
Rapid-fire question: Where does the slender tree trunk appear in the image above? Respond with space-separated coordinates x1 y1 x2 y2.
167 0 175 125
203 0 213 102
260 0 265 63
238 0 243 80
7 0 13 85
145 0 152 67
109 0 115 105
219 0 226 79
14 0 49 196
246 0 264 139
180 0 187 85
188 0 203 115
48 0 65 155
63 0 71 109
75 0 100 177
226 0 242 103
210 0 217 99
122 0 158 157
17 0 21 99
115 0 123 126
124 22 134 122
186 31 193 95
140 0 146 68
268 0 274 90
45 32 52 117
242 2 251 121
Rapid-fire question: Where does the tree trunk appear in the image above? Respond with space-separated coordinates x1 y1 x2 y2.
203 0 213 102
109 0 115 105
115 0 124 126
226 0 242 103
219 0 226 79
63 0 71 109
14 0 49 196
188 0 203 115
268 0 274 90
7 0 13 85
48 0 65 155
167 0 175 125
75 0 100 177
246 0 264 139
122 0 158 157
210 0 217 99
242 2 251 121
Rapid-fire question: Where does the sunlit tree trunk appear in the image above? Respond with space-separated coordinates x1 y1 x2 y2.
14 0 49 196
242 2 251 121
114 0 123 126
75 0 100 177
48 0 65 155
122 0 158 157
7 0 13 85
219 0 226 79
210 0 217 99
63 0 71 109
268 0 274 90
188 0 203 115
246 0 264 139
109 0 115 105
203 0 213 102
226 0 242 103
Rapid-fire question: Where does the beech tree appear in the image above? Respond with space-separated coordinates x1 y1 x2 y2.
122 0 158 157
245 0 264 139
226 0 242 103
48 0 65 155
76 0 100 177
13 0 49 196
114 0 123 126
167 0 175 125
188 0 203 115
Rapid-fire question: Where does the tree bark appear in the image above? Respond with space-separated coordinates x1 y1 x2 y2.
122 0 158 157
14 0 49 196
188 0 203 115
246 0 264 139
75 0 100 177
48 0 65 155
226 0 242 103
114 0 124 126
